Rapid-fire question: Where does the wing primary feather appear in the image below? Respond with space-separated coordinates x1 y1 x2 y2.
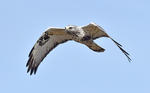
34 66 39 74
26 54 33 67
109 37 131 62
29 47 34 57
27 64 31 73
111 38 122 47
30 68 34 75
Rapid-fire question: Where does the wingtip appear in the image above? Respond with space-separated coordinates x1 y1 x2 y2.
109 37 132 62
26 64 39 75
127 56 132 62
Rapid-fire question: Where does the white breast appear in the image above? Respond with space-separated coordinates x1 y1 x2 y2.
76 27 85 38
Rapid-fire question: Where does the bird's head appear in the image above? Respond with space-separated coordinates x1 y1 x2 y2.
65 25 79 33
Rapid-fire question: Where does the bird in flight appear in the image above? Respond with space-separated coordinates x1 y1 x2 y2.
26 22 131 75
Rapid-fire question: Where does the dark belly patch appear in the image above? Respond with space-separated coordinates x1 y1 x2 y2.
81 36 91 41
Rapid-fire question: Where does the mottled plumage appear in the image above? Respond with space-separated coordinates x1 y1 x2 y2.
26 22 131 75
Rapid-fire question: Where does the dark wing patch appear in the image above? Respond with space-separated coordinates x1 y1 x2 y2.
37 32 50 46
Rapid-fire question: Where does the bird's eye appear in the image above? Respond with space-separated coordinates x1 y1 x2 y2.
69 27 73 29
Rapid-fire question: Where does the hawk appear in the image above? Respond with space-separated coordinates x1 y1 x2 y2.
26 22 131 75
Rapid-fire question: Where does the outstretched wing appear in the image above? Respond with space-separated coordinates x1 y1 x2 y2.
82 22 131 62
26 28 72 75
82 22 109 39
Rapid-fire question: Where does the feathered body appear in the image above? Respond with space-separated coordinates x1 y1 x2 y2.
26 22 131 75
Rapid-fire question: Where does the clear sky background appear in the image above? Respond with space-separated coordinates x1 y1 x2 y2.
0 0 150 93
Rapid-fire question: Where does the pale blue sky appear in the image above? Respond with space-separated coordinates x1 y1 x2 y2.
0 0 150 93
